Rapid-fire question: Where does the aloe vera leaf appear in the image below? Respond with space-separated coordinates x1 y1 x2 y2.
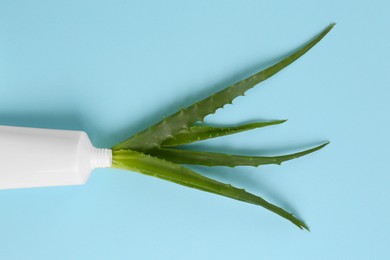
112 24 335 151
147 142 329 167
112 149 309 230
161 120 286 147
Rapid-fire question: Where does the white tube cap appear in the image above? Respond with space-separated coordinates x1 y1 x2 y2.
90 148 112 169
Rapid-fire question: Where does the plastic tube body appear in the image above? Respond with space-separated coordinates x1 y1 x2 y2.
0 125 112 189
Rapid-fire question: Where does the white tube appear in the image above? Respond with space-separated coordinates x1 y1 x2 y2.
0 125 112 189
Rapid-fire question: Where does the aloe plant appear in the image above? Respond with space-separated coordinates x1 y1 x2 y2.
112 24 335 230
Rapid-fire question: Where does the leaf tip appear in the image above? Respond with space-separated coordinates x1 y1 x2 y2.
311 141 330 151
302 223 310 231
277 119 288 124
324 23 336 35
293 217 310 231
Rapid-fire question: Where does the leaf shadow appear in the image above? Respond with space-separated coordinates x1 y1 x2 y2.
187 164 298 214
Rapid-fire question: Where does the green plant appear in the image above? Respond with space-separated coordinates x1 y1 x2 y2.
112 24 335 230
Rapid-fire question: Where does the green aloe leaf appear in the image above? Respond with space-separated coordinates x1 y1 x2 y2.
161 120 286 147
112 149 309 230
112 24 335 152
146 142 329 167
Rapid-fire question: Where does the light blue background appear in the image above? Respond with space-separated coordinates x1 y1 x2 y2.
0 0 389 259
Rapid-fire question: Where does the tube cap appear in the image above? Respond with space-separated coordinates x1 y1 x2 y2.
91 148 112 168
